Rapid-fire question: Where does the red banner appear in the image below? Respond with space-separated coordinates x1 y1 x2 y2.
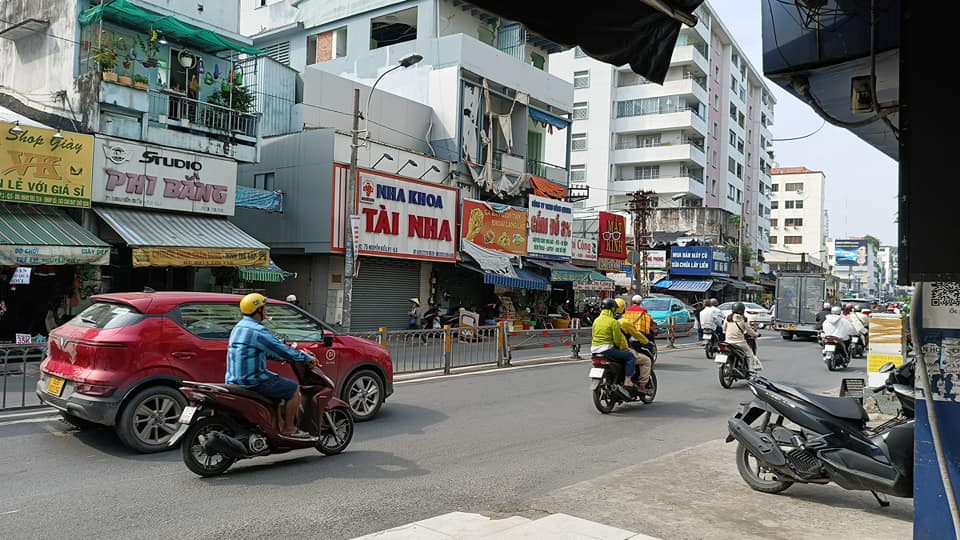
598 212 626 260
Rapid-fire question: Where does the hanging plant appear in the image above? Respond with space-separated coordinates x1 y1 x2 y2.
213 63 221 80
178 49 195 69
204 72 214 85
196 57 205 76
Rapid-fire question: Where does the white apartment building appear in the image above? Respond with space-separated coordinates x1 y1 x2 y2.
768 167 828 268
878 245 897 298
546 1 776 254
239 0 573 189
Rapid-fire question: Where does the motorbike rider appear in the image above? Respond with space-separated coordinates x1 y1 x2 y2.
843 303 869 344
822 305 857 357
699 298 725 342
722 302 762 373
226 293 319 439
617 298 652 394
591 298 636 395
815 302 832 331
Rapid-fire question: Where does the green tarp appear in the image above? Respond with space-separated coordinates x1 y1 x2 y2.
238 260 294 283
79 0 263 55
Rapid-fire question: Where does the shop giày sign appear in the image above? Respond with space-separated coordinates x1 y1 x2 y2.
92 136 237 216
1 122 93 207
355 170 458 262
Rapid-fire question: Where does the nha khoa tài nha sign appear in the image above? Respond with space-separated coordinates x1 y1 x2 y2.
1 122 94 207
356 169 459 262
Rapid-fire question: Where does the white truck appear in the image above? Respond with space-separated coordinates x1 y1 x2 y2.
774 273 826 341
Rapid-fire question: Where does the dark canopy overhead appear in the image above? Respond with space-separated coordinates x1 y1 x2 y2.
467 0 703 83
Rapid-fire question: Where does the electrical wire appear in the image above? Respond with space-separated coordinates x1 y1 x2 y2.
772 119 826 141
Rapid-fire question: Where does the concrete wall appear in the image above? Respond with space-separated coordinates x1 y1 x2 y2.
143 0 244 34
652 206 735 243
0 0 82 121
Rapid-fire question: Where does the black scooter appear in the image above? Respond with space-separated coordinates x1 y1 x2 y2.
725 360 915 505
702 327 721 359
588 352 658 413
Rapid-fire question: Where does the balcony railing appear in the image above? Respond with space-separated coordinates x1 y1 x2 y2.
147 90 259 139
527 159 569 184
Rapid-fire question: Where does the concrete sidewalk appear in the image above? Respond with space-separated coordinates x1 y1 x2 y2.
517 439 912 540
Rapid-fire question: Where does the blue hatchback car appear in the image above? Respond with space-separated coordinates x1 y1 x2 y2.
641 296 693 331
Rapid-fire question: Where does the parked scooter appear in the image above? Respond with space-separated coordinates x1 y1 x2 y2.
589 351 658 413
823 336 851 371
170 350 354 477
725 360 915 505
421 306 461 329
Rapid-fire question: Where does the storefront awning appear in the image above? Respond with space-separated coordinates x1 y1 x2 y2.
529 108 570 130
714 277 764 291
667 279 713 292
237 260 294 283
573 270 616 291
0 203 110 266
527 259 592 282
460 263 551 291
95 207 269 267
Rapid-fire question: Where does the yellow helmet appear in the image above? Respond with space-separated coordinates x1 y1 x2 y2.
614 298 626 315
240 293 268 315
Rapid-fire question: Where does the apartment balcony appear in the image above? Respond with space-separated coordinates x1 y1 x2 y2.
611 175 706 199
614 77 708 106
612 142 706 167
613 110 706 137
671 45 709 75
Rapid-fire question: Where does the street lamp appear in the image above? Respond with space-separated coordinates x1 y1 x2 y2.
372 152 394 169
397 159 418 176
341 53 423 332
419 165 441 179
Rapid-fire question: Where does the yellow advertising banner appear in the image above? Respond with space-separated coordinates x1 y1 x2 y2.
1 122 93 207
868 353 904 373
132 247 269 267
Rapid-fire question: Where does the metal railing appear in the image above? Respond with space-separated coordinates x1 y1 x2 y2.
147 91 259 138
1 343 47 411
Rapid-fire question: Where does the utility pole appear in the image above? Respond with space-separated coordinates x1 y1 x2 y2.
341 88 361 332
628 190 656 296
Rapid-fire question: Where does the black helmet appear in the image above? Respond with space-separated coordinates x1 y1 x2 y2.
601 298 618 311
732 302 746 315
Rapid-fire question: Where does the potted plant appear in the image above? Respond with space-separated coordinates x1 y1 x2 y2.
137 31 161 68
205 85 255 132
93 38 118 82
132 74 149 90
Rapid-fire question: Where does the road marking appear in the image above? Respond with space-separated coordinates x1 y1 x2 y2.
0 409 56 421
0 510 20 516
0 416 60 428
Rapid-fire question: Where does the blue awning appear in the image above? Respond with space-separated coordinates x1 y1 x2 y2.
668 279 713 292
529 108 570 130
460 263 550 291
652 279 672 289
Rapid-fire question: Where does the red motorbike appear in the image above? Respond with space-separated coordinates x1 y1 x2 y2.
169 347 354 477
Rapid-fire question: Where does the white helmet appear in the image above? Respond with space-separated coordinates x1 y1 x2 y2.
831 306 842 315
631 295 643 304
286 294 298 303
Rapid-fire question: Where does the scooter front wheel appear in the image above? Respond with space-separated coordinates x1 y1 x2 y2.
317 407 354 456
181 416 236 477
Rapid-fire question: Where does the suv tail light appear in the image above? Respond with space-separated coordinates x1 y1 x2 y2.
74 383 117 397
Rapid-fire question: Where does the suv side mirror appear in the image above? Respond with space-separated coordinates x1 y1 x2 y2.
323 335 334 347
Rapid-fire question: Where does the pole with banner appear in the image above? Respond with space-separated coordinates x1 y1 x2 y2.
349 214 361 277
341 88 360 331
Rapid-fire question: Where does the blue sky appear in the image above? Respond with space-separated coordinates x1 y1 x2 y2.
709 0 899 245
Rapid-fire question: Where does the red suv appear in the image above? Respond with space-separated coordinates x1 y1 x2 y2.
37 292 393 453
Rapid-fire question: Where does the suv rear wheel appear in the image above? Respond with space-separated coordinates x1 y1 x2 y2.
116 386 186 453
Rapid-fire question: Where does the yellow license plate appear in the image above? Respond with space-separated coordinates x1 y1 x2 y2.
47 376 65 397
787 325 797 331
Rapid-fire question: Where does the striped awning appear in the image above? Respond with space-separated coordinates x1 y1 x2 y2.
0 203 110 265
460 263 551 291
667 279 713 292
94 207 269 267
238 260 294 283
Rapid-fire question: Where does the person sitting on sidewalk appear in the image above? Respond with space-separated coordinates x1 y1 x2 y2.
618 298 652 394
723 302 762 374
591 298 636 396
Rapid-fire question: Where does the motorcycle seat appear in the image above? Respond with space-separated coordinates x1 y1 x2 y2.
183 381 280 406
784 386 867 422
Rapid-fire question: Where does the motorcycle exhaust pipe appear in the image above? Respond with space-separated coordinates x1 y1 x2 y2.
201 431 249 458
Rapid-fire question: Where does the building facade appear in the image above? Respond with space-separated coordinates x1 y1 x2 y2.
546 1 775 259
767 167 828 270
826 238 881 298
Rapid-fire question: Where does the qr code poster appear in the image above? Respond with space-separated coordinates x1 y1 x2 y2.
922 282 960 330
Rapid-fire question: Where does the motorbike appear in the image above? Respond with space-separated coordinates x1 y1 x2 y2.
589 351 658 413
850 334 867 359
823 336 851 371
170 351 354 477
725 360 916 505
421 307 461 329
629 336 658 365
702 327 721 360
716 339 755 389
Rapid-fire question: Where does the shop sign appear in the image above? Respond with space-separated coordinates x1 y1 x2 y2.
598 212 627 260
597 257 623 272
671 246 713 276
1 122 93 207
356 170 458 262
712 248 731 276
0 245 110 266
835 239 868 267
92 136 237 216
461 198 527 257
10 266 31 284
527 195 572 260
15 333 31 344
646 250 667 269
571 237 598 263
132 247 268 267
573 280 616 292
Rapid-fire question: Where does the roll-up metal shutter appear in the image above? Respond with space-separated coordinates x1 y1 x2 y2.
351 257 420 331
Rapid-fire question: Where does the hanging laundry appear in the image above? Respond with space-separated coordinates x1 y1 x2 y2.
497 115 513 152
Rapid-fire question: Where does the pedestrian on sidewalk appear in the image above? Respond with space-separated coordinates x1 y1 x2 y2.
408 298 421 330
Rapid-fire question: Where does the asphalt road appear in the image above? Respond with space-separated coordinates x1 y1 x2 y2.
0 334 851 540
